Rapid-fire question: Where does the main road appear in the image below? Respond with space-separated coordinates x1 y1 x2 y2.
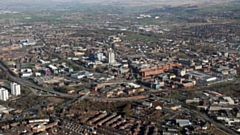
0 61 75 98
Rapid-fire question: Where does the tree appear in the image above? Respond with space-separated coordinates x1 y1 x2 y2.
122 103 133 117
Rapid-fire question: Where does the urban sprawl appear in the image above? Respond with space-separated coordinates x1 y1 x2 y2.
0 1 240 135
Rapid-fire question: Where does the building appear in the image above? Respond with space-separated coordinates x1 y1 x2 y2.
138 63 179 77
48 65 58 74
20 68 33 78
21 72 33 78
176 119 192 127
94 52 104 61
108 48 115 64
21 39 37 46
108 36 121 43
0 88 9 101
187 71 217 83
71 71 93 79
10 82 21 96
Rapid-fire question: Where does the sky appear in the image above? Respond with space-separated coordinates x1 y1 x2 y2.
0 0 226 3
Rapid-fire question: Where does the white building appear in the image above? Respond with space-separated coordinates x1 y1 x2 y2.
10 82 21 96
223 97 235 105
20 68 33 78
0 88 9 101
94 52 105 61
21 72 33 78
108 48 115 64
21 39 37 46
176 119 192 127
71 71 93 79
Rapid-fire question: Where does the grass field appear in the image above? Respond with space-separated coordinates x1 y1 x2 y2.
0 12 95 25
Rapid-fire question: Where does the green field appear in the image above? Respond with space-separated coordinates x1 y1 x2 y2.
137 18 164 25
123 34 157 41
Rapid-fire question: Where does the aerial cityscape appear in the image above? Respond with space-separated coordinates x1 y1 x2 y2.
0 0 240 134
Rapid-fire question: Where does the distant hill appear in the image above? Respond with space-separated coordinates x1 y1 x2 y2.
0 0 231 4
0 0 233 7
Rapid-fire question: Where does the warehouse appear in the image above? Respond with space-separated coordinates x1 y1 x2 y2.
187 71 217 82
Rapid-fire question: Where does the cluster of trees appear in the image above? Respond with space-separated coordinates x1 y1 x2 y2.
71 101 134 117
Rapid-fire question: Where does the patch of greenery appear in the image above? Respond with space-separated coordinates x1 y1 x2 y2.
68 63 83 71
197 3 240 14
123 33 157 41
137 18 164 25
18 15 60 23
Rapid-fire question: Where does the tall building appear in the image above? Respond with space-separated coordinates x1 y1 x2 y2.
108 48 115 64
94 52 104 61
10 82 21 96
0 88 9 101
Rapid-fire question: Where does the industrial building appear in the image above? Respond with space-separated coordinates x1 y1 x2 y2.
176 119 192 127
137 62 179 77
187 71 217 82
20 39 37 46
20 68 33 78
71 71 93 79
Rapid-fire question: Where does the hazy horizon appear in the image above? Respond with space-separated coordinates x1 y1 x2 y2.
0 0 232 4
0 0 236 11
